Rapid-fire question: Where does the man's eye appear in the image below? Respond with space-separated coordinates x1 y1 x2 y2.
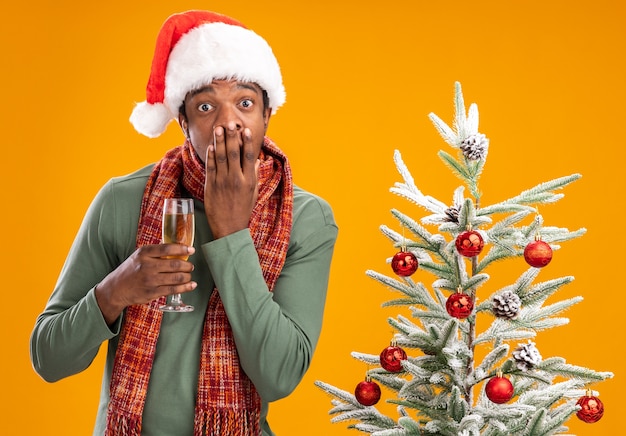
198 103 212 112
241 99 253 109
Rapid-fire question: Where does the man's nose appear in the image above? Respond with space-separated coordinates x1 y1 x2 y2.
214 105 242 130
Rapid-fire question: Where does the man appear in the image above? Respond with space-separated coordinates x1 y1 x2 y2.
30 10 337 436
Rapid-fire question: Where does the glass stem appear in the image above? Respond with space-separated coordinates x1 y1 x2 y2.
170 293 183 306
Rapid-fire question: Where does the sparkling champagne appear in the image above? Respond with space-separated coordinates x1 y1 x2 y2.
160 198 195 312
162 213 195 260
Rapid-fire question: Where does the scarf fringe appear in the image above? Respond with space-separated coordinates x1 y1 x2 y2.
194 407 261 436
104 408 142 436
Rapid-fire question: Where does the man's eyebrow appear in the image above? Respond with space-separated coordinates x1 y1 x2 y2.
188 85 213 97
188 82 261 98
235 82 261 93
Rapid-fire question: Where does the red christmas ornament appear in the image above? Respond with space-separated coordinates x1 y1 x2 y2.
485 374 514 404
391 251 418 276
455 230 484 257
354 378 381 406
576 391 604 423
380 345 408 372
524 238 553 268
446 290 474 319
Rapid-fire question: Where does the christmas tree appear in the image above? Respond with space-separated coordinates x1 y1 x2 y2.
315 82 613 435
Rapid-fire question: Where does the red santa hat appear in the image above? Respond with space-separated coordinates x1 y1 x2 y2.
130 10 286 138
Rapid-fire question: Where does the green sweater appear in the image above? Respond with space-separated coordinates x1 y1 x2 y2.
30 164 338 435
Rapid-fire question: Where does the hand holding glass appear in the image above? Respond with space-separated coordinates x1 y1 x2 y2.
159 198 195 312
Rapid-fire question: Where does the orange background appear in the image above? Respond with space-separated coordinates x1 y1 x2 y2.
2 1 624 434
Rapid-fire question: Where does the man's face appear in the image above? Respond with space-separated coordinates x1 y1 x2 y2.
179 79 271 163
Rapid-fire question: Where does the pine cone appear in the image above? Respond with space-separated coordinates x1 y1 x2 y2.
513 341 542 371
460 133 488 161
492 290 521 319
444 205 460 223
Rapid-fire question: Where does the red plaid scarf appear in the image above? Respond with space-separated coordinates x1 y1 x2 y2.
105 138 293 435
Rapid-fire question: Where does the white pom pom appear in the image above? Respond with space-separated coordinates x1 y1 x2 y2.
129 101 174 138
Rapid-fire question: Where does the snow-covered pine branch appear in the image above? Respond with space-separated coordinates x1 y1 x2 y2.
366 270 442 312
391 150 450 215
474 318 537 345
498 174 581 206
390 209 450 252
536 358 614 383
471 344 510 384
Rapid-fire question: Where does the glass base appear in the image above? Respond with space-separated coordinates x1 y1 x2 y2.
159 303 194 312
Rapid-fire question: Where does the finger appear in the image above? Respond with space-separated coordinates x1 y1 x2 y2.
142 260 195 300
160 279 197 297
224 121 242 169
205 126 221 179
241 127 257 176
159 270 194 285
213 125 228 169
151 243 195 260
161 257 195 273
253 158 260 204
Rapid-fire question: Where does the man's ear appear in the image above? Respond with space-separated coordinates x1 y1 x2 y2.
178 113 189 138
263 107 272 129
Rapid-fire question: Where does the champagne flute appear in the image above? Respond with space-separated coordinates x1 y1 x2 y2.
159 198 195 312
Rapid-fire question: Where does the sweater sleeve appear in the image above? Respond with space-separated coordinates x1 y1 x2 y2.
30 179 139 382
202 193 337 402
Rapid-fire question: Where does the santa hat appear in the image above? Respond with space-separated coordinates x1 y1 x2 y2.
130 10 285 138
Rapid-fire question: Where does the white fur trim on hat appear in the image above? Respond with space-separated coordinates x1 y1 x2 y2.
164 22 285 117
